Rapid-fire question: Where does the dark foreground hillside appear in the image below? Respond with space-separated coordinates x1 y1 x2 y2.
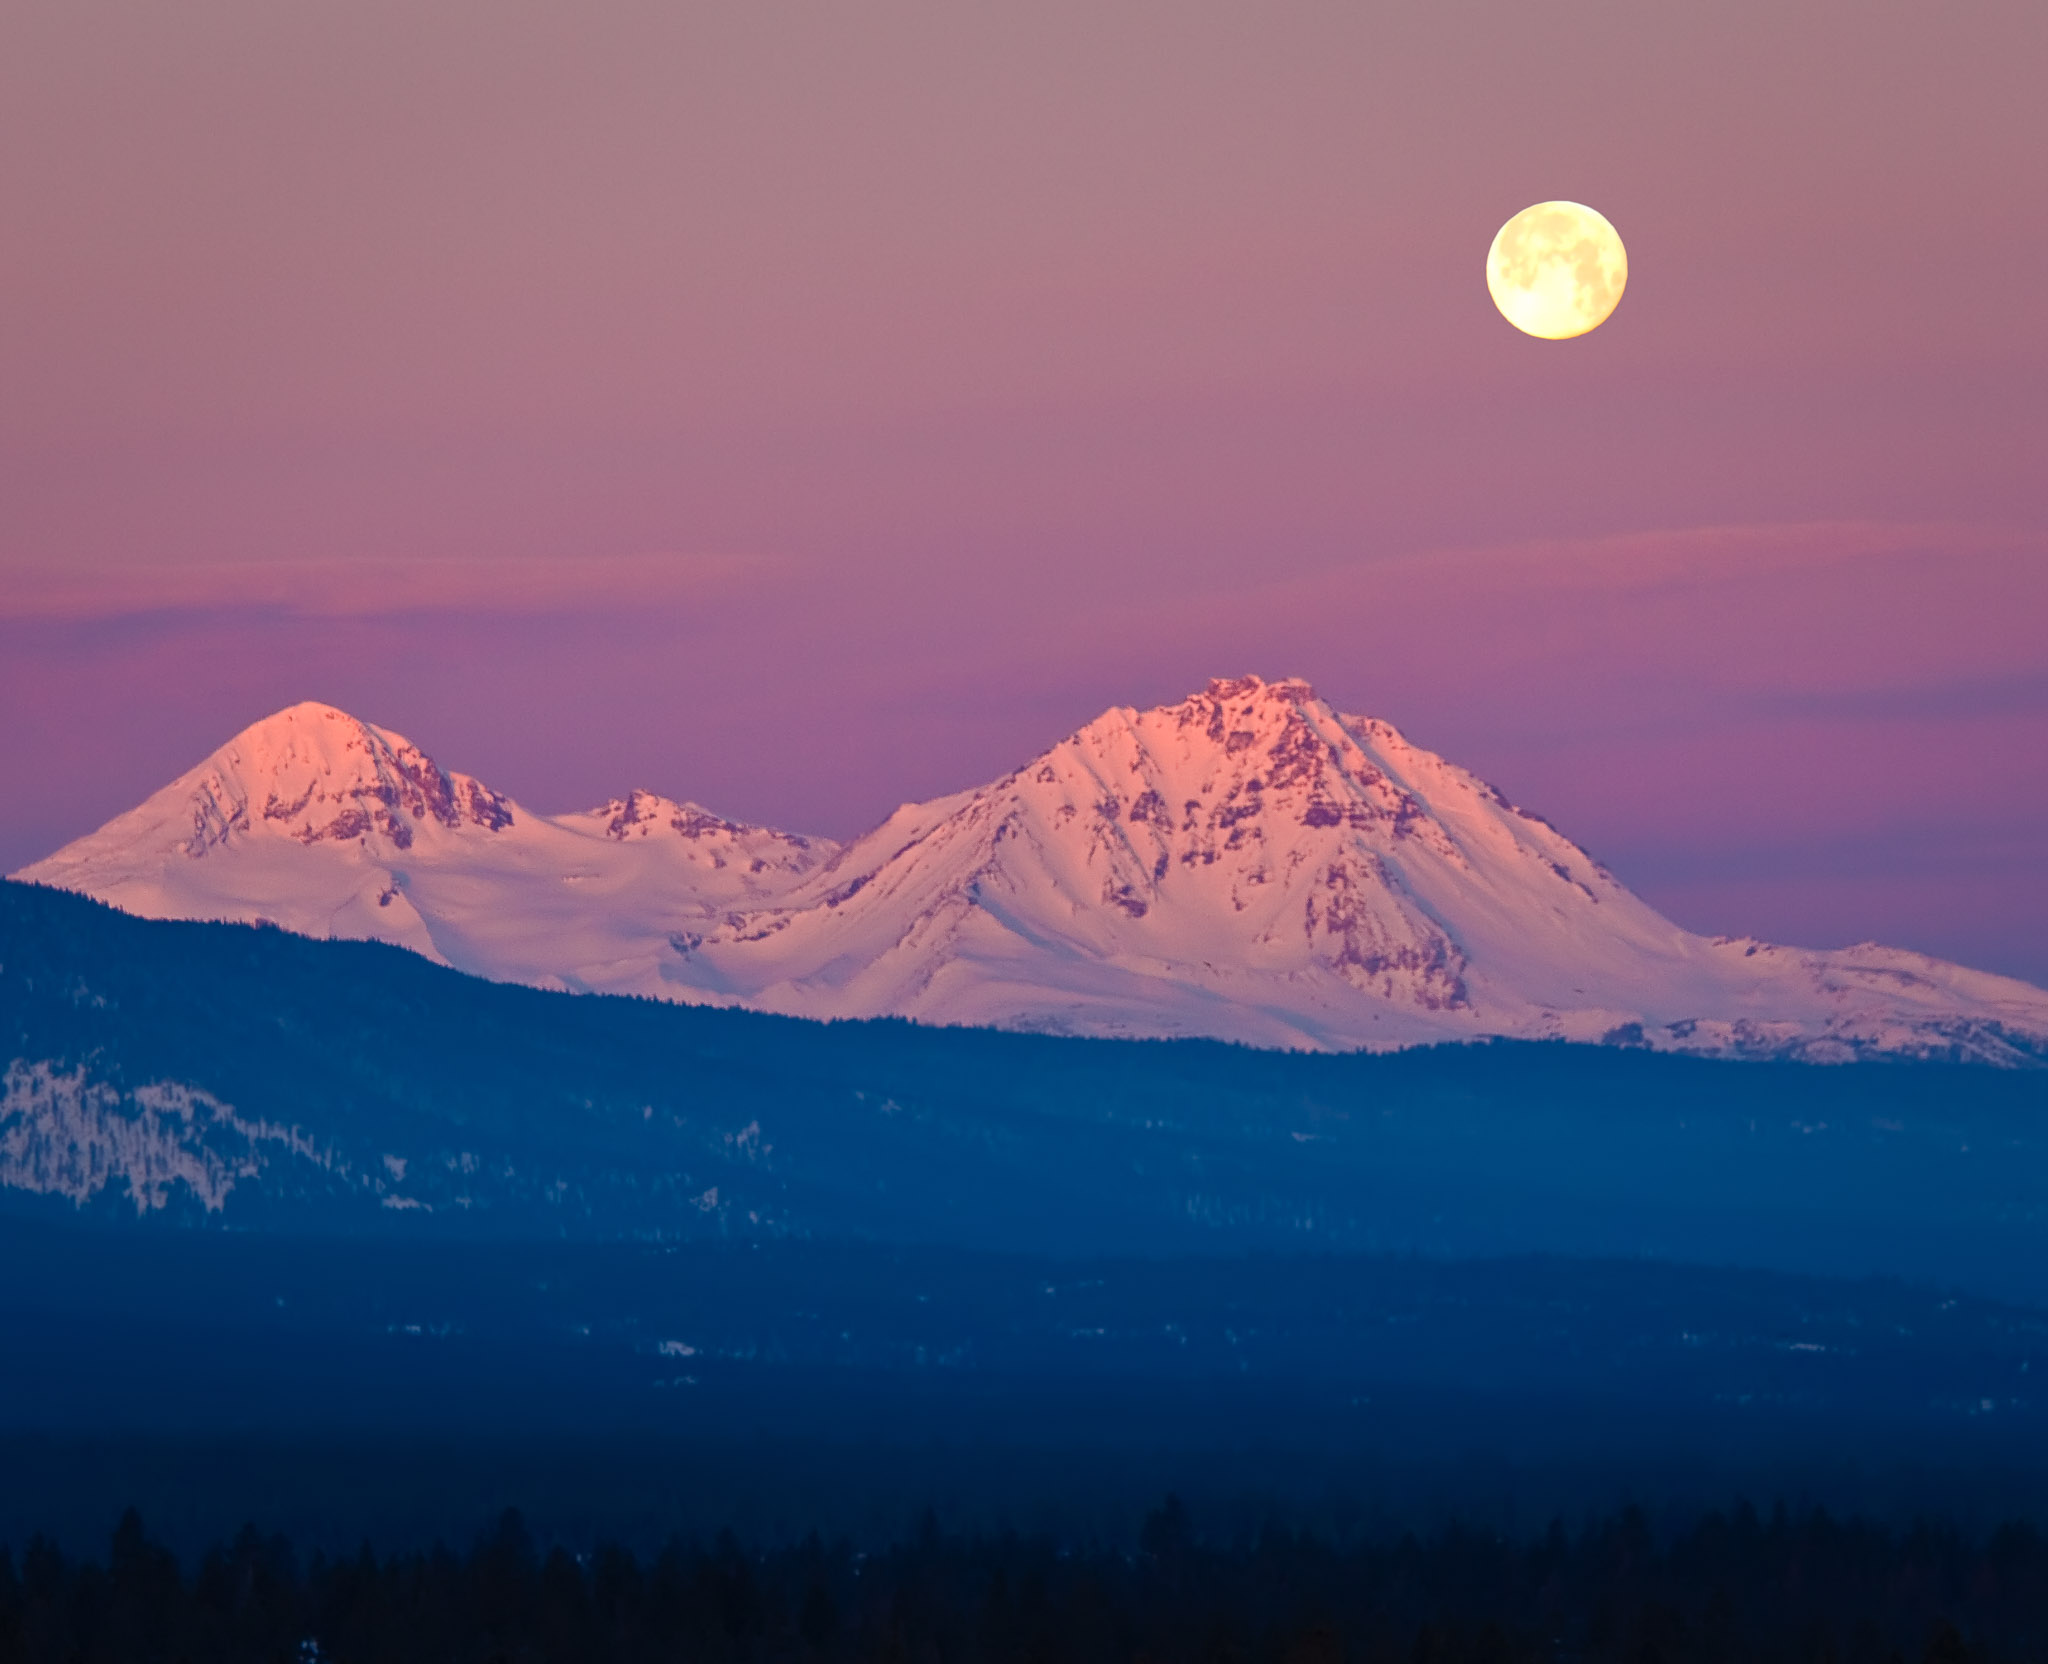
8 881 2048 1560
6 881 2048 1297
7 1500 2048 1664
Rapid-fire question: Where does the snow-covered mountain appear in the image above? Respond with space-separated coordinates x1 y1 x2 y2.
14 701 835 992
16 679 2048 1061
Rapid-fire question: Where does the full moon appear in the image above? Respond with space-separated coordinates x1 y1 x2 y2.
1486 201 1627 340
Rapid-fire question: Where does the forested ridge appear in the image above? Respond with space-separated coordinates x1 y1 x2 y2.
4 1501 2046 1664
10 879 2048 1293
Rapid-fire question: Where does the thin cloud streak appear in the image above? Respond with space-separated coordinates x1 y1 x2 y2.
0 552 782 620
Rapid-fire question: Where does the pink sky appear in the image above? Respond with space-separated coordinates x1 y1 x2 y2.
3 0 2045 984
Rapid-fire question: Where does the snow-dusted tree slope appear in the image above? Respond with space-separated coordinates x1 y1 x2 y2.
17 678 2047 1061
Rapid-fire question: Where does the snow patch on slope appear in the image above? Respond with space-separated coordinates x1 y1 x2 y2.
0 1061 331 1213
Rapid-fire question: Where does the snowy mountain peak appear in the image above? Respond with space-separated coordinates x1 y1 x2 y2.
683 675 1636 1031
177 701 514 855
587 788 816 853
14 683 2048 1062
1054 674 1456 858
563 788 836 883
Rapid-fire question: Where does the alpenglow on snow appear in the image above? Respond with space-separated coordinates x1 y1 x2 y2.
15 678 2048 1062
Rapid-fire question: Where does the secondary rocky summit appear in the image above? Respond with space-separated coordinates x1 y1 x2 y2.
17 679 2047 1061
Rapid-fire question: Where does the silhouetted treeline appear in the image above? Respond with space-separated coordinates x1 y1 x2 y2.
4 1498 2048 1664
